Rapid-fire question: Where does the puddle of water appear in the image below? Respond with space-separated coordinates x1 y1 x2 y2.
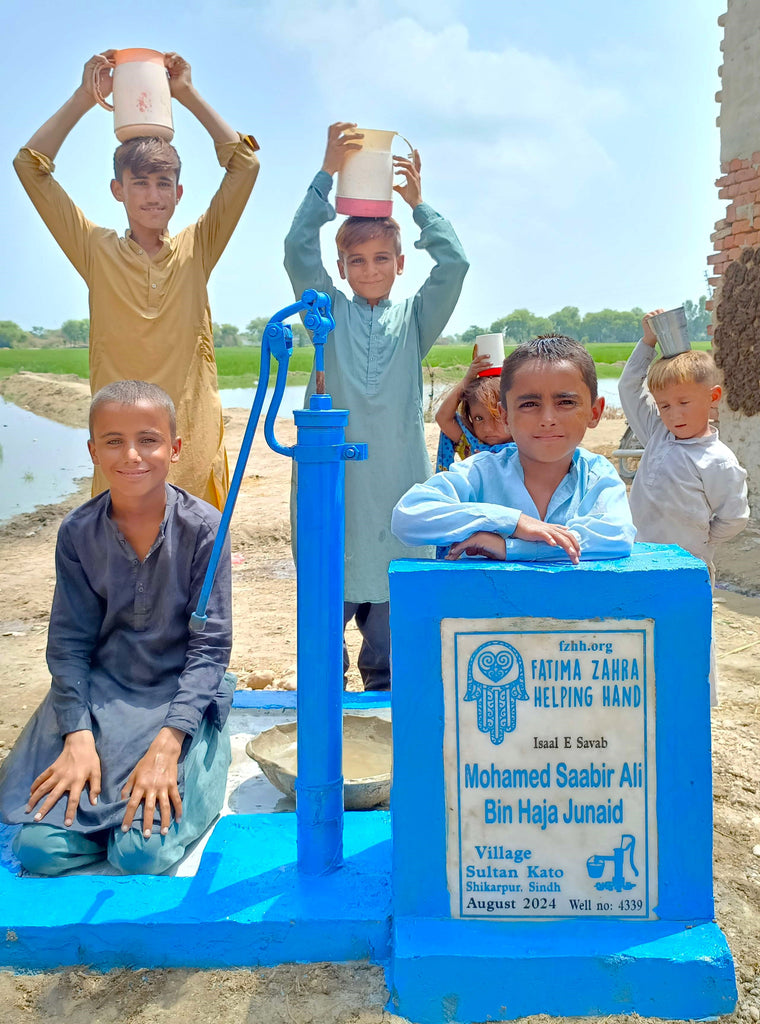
0 396 92 524
0 377 623 525
221 385 307 414
0 388 309 526
597 378 622 409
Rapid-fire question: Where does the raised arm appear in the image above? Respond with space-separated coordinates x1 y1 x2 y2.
618 312 665 444
16 53 114 279
164 53 238 144
24 52 115 160
401 152 469 356
170 53 260 274
283 122 361 301
435 354 492 441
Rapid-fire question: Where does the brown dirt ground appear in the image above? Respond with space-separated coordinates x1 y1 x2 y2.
0 371 758 1024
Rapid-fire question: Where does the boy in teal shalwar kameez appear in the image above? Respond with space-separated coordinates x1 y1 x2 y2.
284 122 468 690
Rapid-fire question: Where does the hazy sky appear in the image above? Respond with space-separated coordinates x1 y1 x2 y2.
2 0 724 336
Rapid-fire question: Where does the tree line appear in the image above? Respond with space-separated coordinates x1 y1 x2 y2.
0 297 711 350
445 297 711 347
0 316 312 350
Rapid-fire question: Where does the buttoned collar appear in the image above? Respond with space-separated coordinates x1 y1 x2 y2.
104 483 175 559
668 424 719 445
506 445 582 479
124 228 174 260
351 293 392 310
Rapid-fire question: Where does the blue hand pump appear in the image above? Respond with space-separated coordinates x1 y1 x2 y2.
190 289 367 876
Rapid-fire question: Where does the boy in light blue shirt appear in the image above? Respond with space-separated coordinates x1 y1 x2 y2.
392 336 635 562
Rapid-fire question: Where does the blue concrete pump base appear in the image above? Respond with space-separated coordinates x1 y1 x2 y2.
0 812 391 971
388 916 737 1023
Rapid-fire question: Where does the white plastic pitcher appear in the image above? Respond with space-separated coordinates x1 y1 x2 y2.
473 334 505 377
93 49 174 143
336 129 413 217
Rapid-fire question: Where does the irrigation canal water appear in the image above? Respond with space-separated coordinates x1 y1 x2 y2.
0 381 623 524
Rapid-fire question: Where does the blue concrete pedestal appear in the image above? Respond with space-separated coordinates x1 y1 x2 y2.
0 811 391 970
387 546 737 1023
390 918 735 1022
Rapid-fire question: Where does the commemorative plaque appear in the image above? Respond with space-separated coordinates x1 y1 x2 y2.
442 616 657 920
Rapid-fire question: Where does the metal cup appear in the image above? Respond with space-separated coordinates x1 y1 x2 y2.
648 306 691 358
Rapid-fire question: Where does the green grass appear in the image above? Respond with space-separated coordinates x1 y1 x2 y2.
0 348 90 379
426 340 711 369
423 344 489 368
0 339 712 388
583 341 710 363
0 346 313 387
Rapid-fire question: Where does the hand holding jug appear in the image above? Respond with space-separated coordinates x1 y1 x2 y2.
472 334 505 377
332 125 415 217
642 307 691 358
91 48 174 143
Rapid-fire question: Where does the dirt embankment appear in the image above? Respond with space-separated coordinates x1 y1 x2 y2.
0 372 91 428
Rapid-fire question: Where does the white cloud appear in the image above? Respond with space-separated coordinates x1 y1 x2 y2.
257 0 624 207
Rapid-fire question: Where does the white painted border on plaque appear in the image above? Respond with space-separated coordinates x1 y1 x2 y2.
441 617 657 920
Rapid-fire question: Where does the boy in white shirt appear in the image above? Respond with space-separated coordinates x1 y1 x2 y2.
618 312 749 572
618 312 749 704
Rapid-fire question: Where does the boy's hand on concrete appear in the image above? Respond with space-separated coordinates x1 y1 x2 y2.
513 514 581 564
446 531 507 561
121 726 185 838
393 150 422 208
164 52 193 101
79 51 116 104
641 309 664 348
26 730 102 827
322 122 363 176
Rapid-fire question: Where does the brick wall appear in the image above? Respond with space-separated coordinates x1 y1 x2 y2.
707 156 760 323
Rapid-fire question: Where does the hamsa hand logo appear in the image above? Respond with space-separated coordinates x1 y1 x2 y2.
464 641 528 744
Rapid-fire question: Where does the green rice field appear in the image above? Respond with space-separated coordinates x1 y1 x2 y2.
0 340 712 388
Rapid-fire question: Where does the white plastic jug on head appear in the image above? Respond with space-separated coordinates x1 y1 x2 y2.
473 334 505 377
336 129 414 217
92 49 174 143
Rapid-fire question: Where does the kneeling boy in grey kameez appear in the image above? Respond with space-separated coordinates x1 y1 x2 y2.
0 381 233 875
284 122 469 690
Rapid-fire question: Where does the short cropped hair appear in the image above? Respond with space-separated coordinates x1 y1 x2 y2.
336 216 402 258
460 375 501 433
647 349 718 393
113 137 181 183
500 335 598 405
89 380 176 438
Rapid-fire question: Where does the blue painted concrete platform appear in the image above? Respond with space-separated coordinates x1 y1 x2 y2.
0 689 392 971
0 812 391 970
390 917 736 1022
